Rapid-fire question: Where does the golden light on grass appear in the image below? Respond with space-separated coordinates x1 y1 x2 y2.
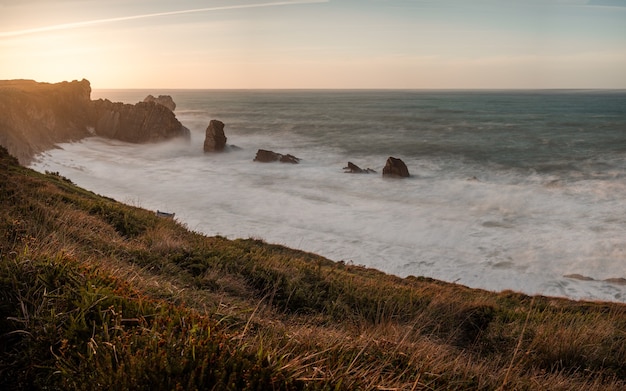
1 147 626 389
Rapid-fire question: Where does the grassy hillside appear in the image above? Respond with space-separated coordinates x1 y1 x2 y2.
1 145 625 390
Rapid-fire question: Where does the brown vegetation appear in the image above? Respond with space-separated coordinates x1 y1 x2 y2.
1 145 625 390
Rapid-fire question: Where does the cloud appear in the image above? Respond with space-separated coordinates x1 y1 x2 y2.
0 0 328 38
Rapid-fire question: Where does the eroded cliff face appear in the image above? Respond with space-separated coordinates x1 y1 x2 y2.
0 79 93 164
143 94 176 112
0 79 190 165
92 99 189 143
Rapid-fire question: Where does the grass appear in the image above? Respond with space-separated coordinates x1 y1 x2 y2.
1 145 625 390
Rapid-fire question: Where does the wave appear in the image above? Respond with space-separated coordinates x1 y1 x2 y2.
31 90 626 302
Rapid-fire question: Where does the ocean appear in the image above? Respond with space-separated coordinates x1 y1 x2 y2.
31 90 626 302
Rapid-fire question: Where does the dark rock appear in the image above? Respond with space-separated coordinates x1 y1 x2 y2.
382 157 410 178
203 120 227 152
91 99 190 143
143 94 176 111
254 149 300 164
280 154 300 164
604 278 626 285
343 162 376 174
254 149 279 162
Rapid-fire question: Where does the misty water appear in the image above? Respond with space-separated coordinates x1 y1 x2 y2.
31 90 626 302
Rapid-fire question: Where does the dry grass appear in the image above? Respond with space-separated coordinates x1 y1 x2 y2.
1 146 625 390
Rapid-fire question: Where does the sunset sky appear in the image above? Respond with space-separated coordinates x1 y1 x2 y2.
1 0 625 89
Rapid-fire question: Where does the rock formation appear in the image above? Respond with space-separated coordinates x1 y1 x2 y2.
605 278 626 285
0 79 190 165
254 149 300 164
143 94 176 112
564 274 626 286
91 99 189 143
203 120 227 152
382 157 410 178
0 79 94 164
343 162 376 174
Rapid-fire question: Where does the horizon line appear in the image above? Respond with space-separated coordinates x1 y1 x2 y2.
90 87 626 91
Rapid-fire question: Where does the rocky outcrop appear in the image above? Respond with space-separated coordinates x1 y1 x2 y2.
204 120 227 152
343 162 376 174
254 149 300 164
564 274 626 286
0 79 94 164
91 99 190 143
0 79 190 165
382 157 410 178
143 94 176 112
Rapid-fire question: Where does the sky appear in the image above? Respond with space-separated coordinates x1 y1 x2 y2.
0 0 625 89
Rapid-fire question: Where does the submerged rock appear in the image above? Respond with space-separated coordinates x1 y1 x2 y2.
343 162 376 174
564 274 595 281
605 278 626 285
203 120 227 152
143 94 176 112
382 157 410 178
564 274 626 286
254 149 300 164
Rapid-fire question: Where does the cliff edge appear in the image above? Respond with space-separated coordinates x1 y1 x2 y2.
0 79 93 165
0 79 189 165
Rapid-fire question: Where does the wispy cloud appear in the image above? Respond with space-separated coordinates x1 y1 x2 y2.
0 0 328 38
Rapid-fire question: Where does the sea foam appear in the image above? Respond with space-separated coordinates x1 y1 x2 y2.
31 90 626 302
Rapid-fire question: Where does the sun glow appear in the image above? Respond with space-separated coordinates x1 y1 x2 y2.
0 1 329 38
0 0 624 88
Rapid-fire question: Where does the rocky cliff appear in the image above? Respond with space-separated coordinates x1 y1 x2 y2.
92 99 189 143
143 94 176 111
0 79 189 165
0 79 93 164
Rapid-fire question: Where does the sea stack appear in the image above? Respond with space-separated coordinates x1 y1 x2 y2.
203 120 227 152
0 79 189 164
382 157 410 178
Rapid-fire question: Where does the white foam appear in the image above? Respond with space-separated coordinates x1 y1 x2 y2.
30 123 626 303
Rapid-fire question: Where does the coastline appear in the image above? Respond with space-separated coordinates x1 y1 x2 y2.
4 80 626 303
0 79 188 166
2 143 626 389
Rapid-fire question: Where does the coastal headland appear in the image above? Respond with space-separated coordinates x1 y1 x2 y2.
0 79 189 165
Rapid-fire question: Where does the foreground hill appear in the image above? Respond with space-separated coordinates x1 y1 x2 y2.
0 145 625 390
